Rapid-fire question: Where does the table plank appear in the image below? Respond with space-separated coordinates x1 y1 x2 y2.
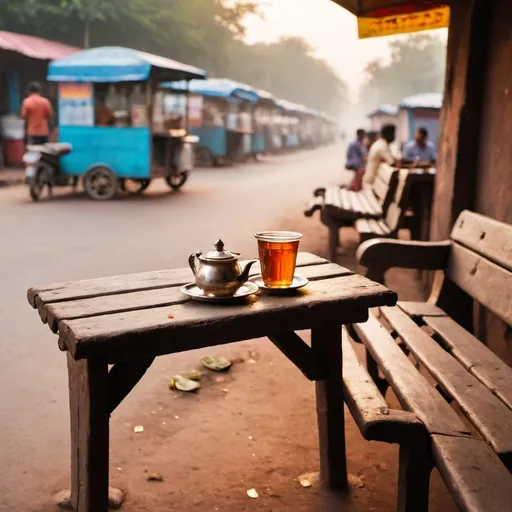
59 274 397 361
28 252 328 308
45 262 352 333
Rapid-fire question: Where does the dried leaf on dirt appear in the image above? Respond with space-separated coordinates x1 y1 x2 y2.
247 488 259 499
200 355 232 372
133 425 144 433
173 374 200 392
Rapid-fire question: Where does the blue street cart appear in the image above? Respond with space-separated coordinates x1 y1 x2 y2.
163 78 259 167
34 46 206 200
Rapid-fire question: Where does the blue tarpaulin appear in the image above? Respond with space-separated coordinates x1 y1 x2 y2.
164 78 259 104
48 46 206 83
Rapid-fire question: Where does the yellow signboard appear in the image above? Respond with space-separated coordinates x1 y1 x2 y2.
358 6 450 39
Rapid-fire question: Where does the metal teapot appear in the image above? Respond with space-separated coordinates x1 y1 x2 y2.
189 239 258 297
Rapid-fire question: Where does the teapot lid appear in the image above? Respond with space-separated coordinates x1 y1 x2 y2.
201 239 239 261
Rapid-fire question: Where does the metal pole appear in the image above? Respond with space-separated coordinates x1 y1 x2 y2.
185 80 190 134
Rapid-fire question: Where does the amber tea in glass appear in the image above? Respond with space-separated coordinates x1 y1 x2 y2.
255 231 302 288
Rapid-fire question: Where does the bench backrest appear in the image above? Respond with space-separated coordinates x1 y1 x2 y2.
447 210 512 325
372 164 399 213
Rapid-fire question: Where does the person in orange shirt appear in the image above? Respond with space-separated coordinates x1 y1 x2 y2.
21 82 53 145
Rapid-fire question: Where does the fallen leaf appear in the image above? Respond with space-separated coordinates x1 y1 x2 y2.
201 355 232 372
247 488 259 499
134 425 144 433
147 473 164 482
298 471 319 488
173 375 200 392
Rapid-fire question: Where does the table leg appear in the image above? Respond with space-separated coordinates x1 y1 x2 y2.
67 354 110 512
311 323 347 489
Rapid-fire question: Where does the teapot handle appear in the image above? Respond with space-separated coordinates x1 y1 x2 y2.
189 251 201 276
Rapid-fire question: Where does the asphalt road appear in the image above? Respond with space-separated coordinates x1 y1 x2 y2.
0 146 345 509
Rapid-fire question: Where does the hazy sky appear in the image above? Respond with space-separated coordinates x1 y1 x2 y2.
244 0 447 99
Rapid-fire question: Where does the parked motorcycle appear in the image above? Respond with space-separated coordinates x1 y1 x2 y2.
23 143 73 201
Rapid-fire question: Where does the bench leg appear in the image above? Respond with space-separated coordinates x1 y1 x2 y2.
397 440 432 512
312 324 347 489
67 354 110 512
328 227 340 262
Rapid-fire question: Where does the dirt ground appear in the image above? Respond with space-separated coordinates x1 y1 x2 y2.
39 205 458 512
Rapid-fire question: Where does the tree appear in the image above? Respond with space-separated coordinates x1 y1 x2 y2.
228 37 347 115
361 33 446 109
0 0 345 114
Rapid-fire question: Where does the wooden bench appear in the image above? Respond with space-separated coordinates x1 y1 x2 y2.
304 164 400 260
344 210 512 511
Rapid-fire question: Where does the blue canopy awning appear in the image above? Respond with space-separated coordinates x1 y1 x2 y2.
48 46 206 83
164 78 259 104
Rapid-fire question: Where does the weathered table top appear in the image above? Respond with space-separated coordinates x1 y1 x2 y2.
28 253 396 363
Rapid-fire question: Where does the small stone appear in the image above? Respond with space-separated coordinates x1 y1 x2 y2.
108 487 126 509
174 415 180 419
247 488 259 499
134 425 144 433
376 462 389 471
147 472 164 482
248 358 256 364
222 388 229 393
53 489 73 510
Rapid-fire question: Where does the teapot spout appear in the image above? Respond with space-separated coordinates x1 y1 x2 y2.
238 259 258 284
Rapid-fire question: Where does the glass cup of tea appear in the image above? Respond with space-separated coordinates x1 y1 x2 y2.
254 231 303 288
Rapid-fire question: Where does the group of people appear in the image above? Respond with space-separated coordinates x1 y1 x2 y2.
345 124 437 191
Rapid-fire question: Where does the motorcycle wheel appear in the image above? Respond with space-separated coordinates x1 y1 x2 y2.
83 167 119 201
29 164 52 201
121 179 151 194
165 172 188 190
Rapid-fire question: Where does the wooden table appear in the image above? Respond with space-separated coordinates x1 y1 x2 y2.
27 252 396 512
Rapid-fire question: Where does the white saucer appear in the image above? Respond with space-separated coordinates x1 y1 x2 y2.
180 281 259 303
249 274 309 293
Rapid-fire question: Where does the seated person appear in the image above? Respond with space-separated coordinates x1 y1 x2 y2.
364 124 398 186
95 93 115 127
403 127 437 167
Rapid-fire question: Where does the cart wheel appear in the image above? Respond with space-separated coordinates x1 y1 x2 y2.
121 179 151 194
29 164 52 201
194 146 214 167
165 172 188 190
83 167 119 200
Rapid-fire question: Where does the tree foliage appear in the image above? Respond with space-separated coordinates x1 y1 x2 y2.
361 34 446 109
0 0 346 114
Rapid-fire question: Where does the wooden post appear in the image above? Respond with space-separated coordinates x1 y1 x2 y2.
430 0 490 241
311 323 347 489
67 354 110 512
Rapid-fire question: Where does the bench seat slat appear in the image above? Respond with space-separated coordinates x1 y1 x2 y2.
432 435 512 512
342 331 425 443
361 188 384 212
356 191 380 217
381 306 512 458
353 314 471 437
338 188 352 211
425 315 512 412
397 301 447 318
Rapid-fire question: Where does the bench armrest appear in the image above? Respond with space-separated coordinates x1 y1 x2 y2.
356 238 452 283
